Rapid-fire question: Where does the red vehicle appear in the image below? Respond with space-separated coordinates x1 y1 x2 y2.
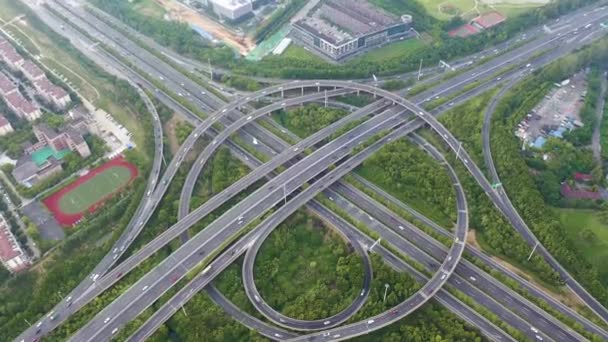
390 310 399 316
170 275 179 283
116 272 123 279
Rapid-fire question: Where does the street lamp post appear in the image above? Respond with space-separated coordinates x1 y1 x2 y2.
283 183 287 205
383 283 390 303
527 242 539 261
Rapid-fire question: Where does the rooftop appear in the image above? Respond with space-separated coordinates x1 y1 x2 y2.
13 155 38 183
35 77 69 100
0 44 23 64
295 0 402 45
21 60 44 79
0 215 21 261
449 24 480 37
472 11 507 29
210 0 251 10
0 72 15 94
31 146 71 167
0 114 10 128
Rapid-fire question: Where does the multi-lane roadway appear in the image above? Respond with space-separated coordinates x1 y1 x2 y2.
13 1 608 341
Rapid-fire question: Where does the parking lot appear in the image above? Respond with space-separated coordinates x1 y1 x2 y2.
515 71 586 147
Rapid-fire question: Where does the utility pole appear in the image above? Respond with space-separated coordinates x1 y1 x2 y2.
383 283 390 303
527 242 539 261
417 58 423 81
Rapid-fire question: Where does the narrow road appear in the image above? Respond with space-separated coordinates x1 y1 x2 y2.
592 72 607 163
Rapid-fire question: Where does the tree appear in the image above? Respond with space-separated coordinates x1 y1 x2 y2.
579 228 596 243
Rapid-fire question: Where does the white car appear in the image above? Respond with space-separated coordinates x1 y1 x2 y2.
111 328 119 335
324 320 331 325
142 285 149 291
367 319 375 324
104 317 111 324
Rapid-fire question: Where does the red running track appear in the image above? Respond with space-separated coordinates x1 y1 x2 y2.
42 156 138 227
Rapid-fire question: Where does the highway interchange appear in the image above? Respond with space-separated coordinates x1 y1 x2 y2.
12 0 608 341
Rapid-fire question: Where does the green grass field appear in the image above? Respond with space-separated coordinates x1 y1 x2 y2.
352 39 425 63
554 208 608 285
279 44 326 64
58 166 133 214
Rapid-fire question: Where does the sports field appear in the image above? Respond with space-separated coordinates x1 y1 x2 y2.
43 156 138 226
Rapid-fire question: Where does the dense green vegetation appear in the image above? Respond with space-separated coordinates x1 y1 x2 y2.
439 89 498 166
220 74 262 92
189 147 251 211
533 138 596 205
357 138 456 226
254 211 364 320
273 104 348 138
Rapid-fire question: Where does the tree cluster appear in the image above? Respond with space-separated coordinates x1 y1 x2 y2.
277 104 348 138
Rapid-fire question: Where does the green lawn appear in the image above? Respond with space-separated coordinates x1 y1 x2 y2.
353 39 425 63
58 166 133 214
492 3 544 18
417 0 476 20
279 44 326 64
554 208 608 285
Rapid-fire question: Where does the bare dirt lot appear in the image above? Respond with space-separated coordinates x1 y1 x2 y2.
154 0 255 54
